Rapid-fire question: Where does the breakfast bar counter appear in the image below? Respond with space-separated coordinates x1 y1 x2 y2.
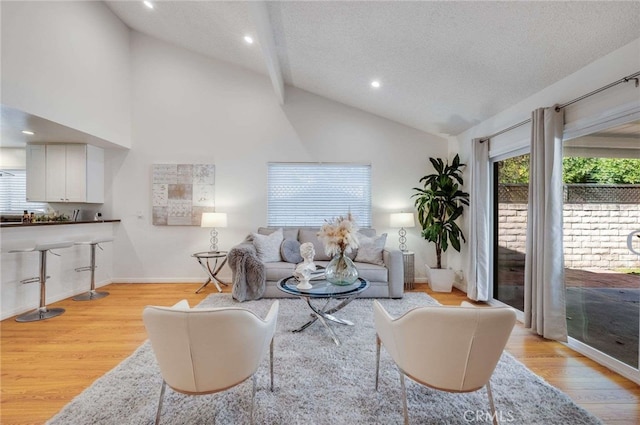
1 220 120 320
0 219 121 227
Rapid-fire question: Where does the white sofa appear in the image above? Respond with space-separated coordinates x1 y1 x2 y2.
228 227 404 301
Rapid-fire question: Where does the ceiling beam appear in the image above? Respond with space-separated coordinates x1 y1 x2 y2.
249 1 285 105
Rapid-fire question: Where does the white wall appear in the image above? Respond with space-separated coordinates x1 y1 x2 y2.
1 1 131 148
110 32 447 282
451 37 640 291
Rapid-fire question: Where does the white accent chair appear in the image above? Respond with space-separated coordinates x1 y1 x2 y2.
373 301 516 425
143 300 279 425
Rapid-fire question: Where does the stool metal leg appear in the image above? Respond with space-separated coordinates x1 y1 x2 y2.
74 243 109 301
16 250 65 322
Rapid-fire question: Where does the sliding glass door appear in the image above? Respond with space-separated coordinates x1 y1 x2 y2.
493 153 529 311
563 120 640 371
492 120 640 380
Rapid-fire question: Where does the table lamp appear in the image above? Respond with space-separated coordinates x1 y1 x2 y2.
390 212 415 252
201 212 227 251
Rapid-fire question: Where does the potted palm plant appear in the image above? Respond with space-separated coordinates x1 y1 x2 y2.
412 154 469 292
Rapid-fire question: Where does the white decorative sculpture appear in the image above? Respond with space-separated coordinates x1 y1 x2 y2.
295 269 312 289
295 242 316 289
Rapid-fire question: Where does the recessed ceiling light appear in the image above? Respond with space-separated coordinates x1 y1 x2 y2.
244 35 254 45
143 1 154 9
21 130 35 135
371 80 381 89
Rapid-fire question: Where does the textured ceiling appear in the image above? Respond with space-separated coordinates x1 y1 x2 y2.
106 1 640 137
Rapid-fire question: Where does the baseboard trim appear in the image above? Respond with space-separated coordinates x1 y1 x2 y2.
110 276 232 284
110 278 203 284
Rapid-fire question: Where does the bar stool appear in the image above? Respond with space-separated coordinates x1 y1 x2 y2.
9 240 74 322
73 237 114 301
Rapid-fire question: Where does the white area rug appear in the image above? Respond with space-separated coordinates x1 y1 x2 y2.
47 293 601 424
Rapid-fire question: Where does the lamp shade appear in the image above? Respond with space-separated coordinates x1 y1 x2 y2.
390 212 415 228
201 212 227 228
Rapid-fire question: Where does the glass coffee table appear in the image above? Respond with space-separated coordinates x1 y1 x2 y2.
277 276 369 345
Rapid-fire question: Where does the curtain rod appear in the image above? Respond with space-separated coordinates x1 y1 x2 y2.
479 70 640 143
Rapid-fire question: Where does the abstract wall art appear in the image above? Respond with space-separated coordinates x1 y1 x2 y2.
152 164 215 226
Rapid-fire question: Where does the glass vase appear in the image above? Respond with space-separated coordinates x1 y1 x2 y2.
325 252 359 286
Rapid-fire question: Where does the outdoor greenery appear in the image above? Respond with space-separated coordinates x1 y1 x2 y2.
616 268 640 276
412 154 469 269
562 158 640 184
498 155 640 184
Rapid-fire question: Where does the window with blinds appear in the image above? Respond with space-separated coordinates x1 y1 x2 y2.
268 163 372 227
0 170 47 214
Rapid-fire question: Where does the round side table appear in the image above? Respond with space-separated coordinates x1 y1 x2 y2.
192 251 228 293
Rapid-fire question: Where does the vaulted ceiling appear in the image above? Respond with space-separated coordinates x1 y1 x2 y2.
105 1 640 138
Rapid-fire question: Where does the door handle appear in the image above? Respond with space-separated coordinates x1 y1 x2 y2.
627 230 640 256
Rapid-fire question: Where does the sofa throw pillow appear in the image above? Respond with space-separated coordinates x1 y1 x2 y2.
355 233 387 266
349 228 377 259
281 239 303 263
299 228 331 261
252 228 284 262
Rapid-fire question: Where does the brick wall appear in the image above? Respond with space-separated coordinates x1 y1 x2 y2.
498 203 640 269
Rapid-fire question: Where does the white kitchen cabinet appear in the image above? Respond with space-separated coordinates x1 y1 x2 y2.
85 145 104 204
25 144 46 202
27 143 104 203
45 144 70 202
65 145 88 202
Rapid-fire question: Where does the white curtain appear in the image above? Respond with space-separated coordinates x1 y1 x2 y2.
524 107 568 342
466 138 491 301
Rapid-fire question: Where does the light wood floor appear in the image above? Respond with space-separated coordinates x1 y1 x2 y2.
1 282 638 425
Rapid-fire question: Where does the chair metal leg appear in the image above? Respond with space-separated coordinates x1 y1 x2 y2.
250 374 257 425
269 337 274 391
155 380 167 425
400 371 409 425
486 380 499 425
375 334 381 391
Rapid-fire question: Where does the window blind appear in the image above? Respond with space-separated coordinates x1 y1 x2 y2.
0 170 47 214
268 163 371 227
